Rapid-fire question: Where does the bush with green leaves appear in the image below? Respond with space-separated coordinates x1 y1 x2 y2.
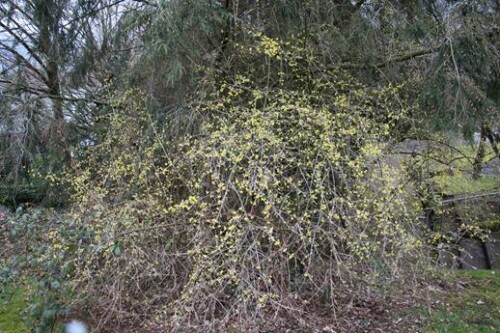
0 207 77 332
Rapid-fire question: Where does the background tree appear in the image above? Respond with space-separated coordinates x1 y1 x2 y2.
0 0 139 203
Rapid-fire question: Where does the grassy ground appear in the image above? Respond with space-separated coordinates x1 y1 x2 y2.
424 139 499 196
433 174 500 196
0 283 66 333
420 270 500 333
0 285 29 333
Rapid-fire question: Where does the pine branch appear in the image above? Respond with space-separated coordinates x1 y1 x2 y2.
0 21 49 74
62 0 157 28
0 79 109 106
0 41 49 85
337 45 442 70
0 2 39 45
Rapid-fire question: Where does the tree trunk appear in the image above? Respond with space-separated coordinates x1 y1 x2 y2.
483 124 500 161
472 126 487 180
47 61 69 159
38 7 70 162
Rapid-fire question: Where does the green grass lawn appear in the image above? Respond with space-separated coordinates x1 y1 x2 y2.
424 140 499 196
433 174 500 196
421 270 500 333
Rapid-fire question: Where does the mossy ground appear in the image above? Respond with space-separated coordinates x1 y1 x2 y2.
0 285 29 333
420 270 500 333
0 283 66 333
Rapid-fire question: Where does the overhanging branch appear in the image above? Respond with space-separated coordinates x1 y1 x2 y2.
337 45 442 70
0 79 109 106
0 21 49 74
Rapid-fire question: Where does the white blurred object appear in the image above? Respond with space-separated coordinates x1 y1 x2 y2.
66 320 87 333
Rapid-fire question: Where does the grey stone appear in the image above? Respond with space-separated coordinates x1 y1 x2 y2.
0 205 11 218
459 239 488 270
485 242 500 269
